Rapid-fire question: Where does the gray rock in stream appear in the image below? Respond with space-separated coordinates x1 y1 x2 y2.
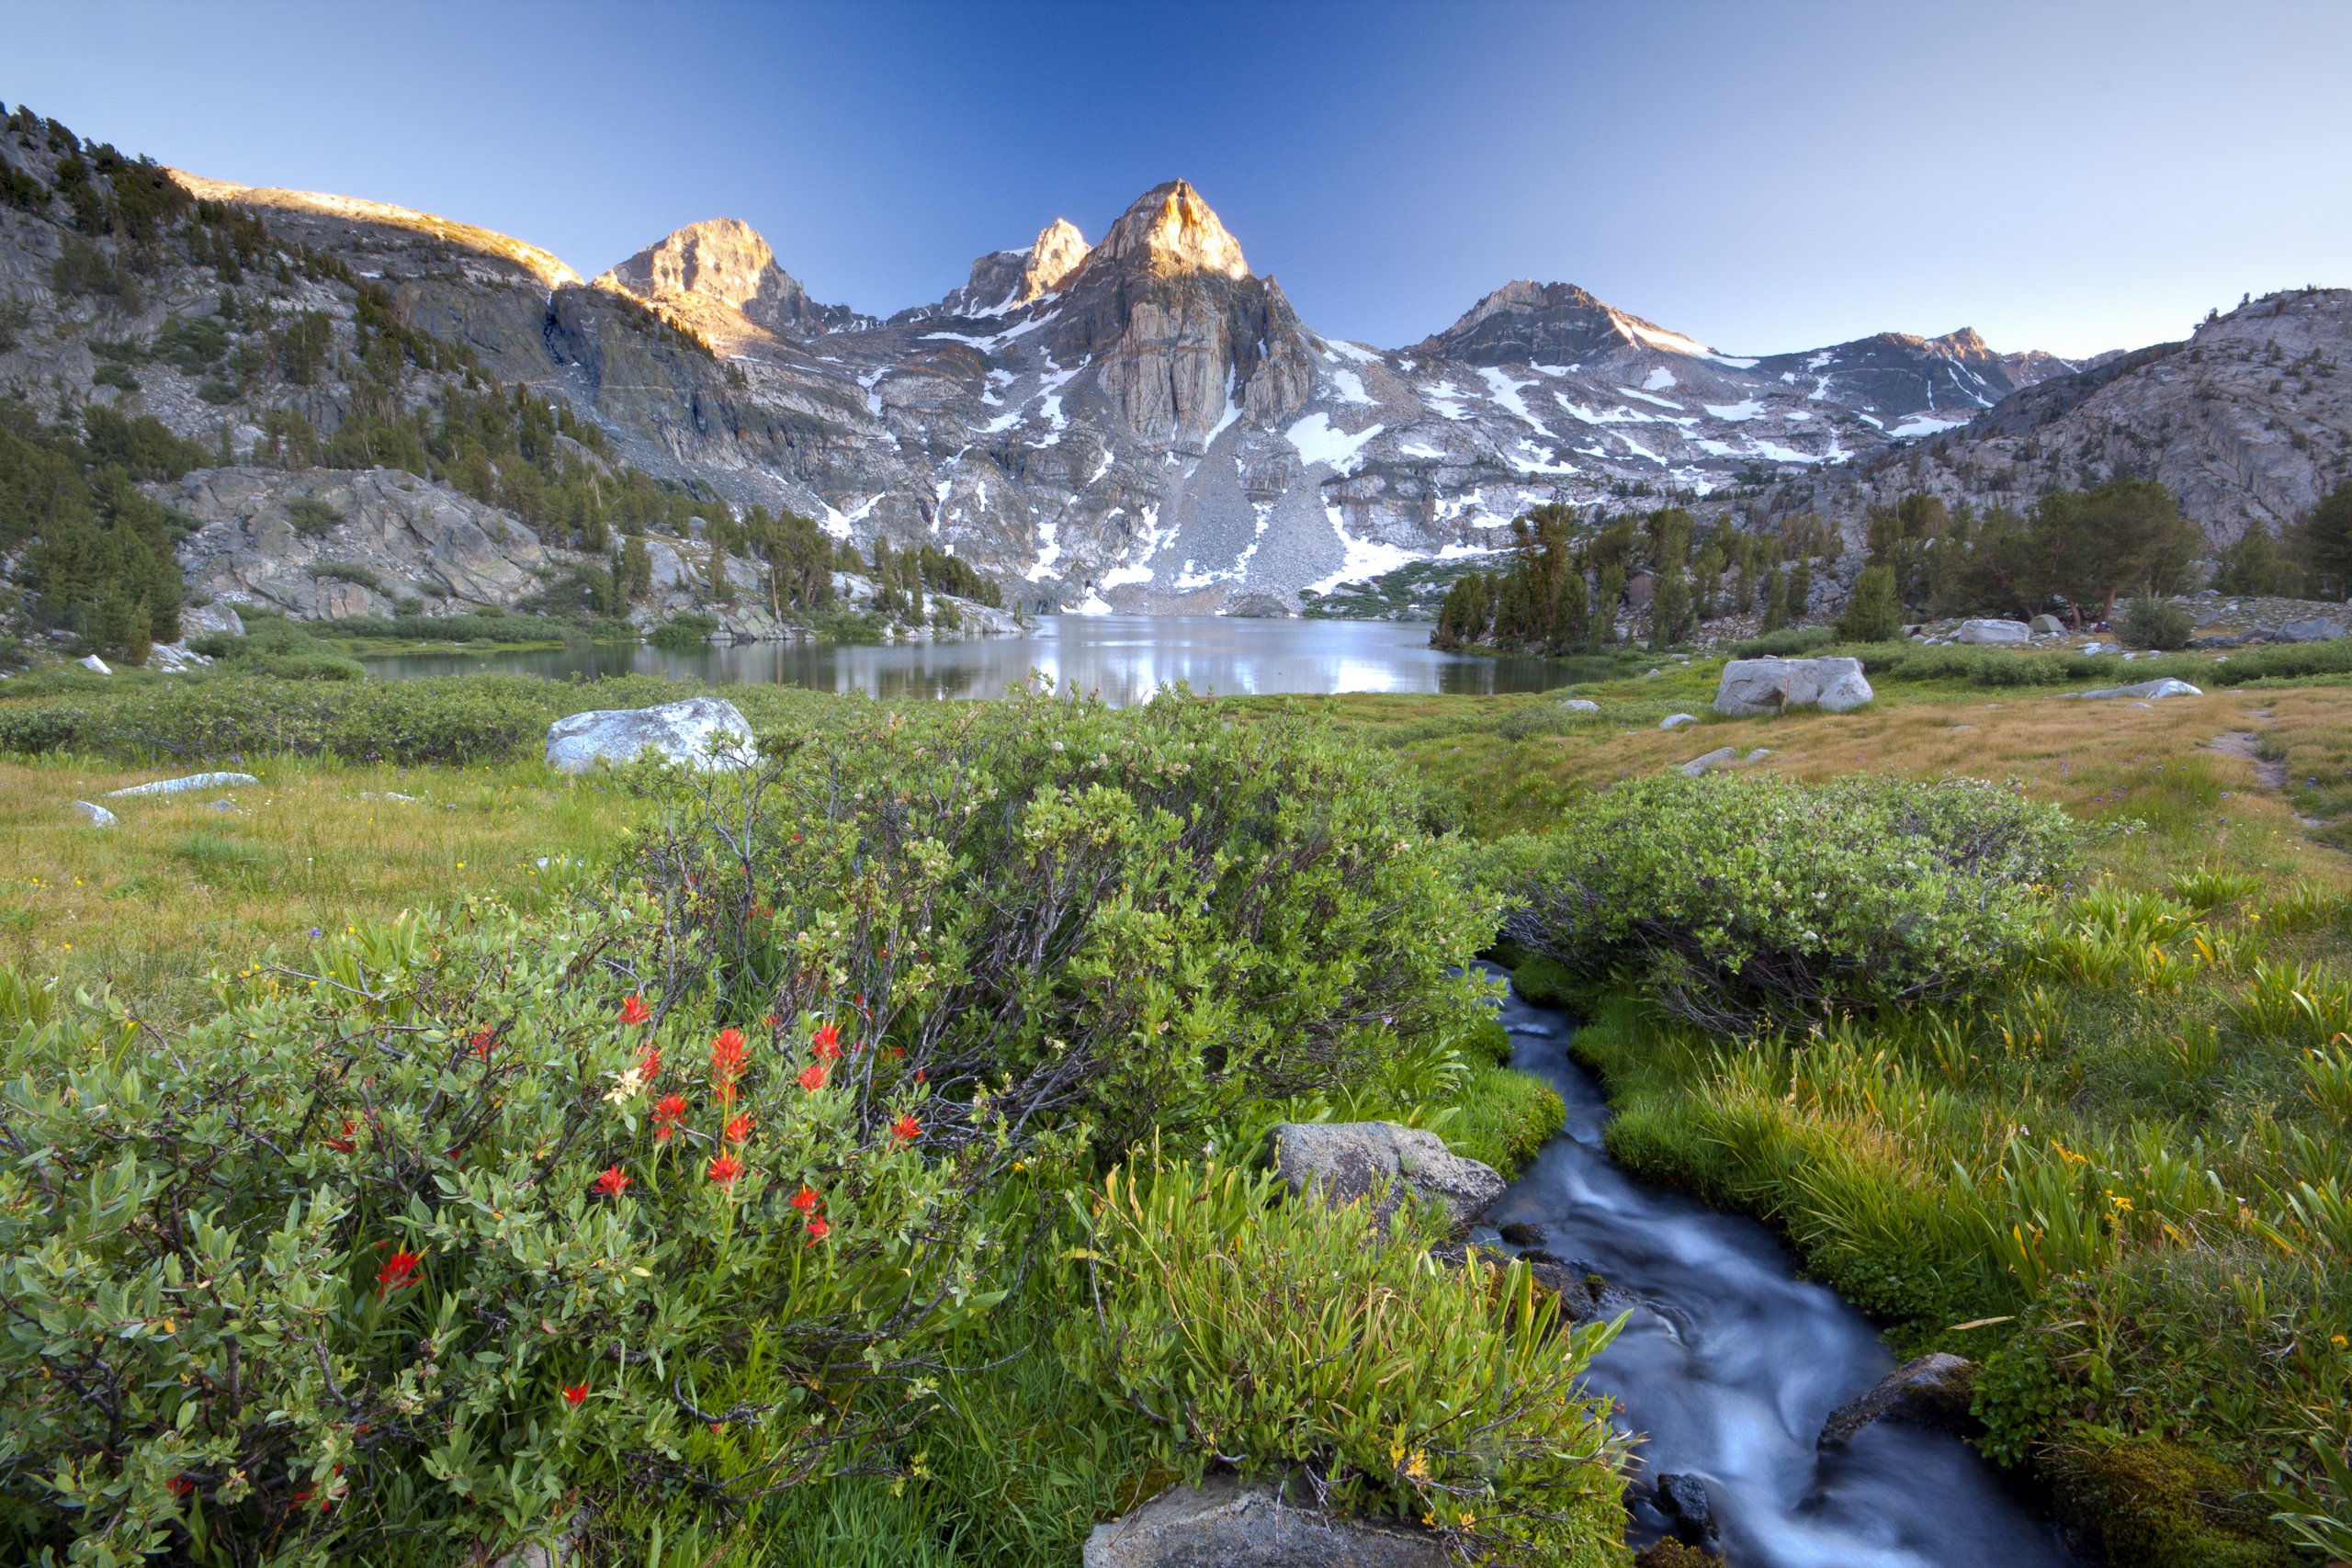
1268 1122 1503 1233
1082 1477 1447 1568
1818 1352 1982 1449
1652 1472 1718 1546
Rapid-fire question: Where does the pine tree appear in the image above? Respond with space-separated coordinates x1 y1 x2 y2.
1760 567 1789 633
2298 483 2352 600
1838 562 1903 642
1648 567 1690 650
1787 557 1813 623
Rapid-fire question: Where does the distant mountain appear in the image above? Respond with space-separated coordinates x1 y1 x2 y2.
1809 290 2352 547
7 100 2342 626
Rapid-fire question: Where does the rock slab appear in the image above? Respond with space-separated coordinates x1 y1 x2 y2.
1818 1352 1981 1448
2277 616 2346 643
1082 1478 1446 1568
1713 656 1873 717
1268 1121 1504 1232
107 772 261 798
545 698 755 774
1678 746 1740 778
71 800 118 827
2075 678 2203 701
1955 618 2032 646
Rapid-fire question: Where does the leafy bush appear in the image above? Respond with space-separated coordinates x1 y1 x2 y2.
648 611 719 650
1487 774 2077 1028
0 900 1024 1566
311 560 386 593
639 687 1498 1147
284 495 342 537
2120 594 2195 651
0 674 555 761
1066 1159 1625 1563
1728 626 1837 659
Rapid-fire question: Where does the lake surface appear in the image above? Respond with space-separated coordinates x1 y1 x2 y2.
359 615 1583 705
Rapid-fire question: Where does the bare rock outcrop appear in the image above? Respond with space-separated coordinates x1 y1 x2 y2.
1082 1478 1446 1568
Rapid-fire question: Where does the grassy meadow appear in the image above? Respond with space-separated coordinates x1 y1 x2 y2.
0 640 2346 1566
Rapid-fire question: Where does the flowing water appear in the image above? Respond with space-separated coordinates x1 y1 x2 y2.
359 615 1592 704
1478 970 2075 1568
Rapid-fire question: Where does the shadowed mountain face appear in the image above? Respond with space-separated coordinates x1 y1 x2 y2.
17 119 2336 617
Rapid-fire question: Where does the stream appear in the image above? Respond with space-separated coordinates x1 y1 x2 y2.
1475 969 2076 1567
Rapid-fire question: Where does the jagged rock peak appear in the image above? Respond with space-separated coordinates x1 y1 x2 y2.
1093 180 1248 279
1419 278 1714 366
956 218 1092 314
596 219 792 313
594 218 860 337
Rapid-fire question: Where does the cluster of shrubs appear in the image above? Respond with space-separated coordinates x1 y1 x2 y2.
0 691 1616 1566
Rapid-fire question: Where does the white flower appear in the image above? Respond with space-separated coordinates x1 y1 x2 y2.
604 1066 648 1105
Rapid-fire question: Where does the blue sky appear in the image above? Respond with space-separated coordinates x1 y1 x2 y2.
7 0 2348 358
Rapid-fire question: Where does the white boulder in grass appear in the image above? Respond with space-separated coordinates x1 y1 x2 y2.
1713 657 1873 717
1954 618 2032 646
107 772 260 798
545 697 756 773
71 800 118 827
1659 713 1699 730
2074 678 2203 701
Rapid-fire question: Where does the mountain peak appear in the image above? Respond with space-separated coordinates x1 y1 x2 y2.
594 218 864 337
1418 278 1719 366
1094 179 1248 279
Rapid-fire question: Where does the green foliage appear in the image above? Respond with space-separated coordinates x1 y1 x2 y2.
1489 774 2076 1028
0 899 1027 1566
0 402 203 657
1067 1159 1626 1563
1838 562 1904 642
2044 1431 2298 1568
1447 1066 1567 1178
2296 481 2352 601
284 494 342 537
639 688 1498 1148
310 561 385 594
0 673 555 761
1728 626 1836 659
2120 594 2195 650
2214 523 2306 597
648 612 719 650
1862 481 2201 621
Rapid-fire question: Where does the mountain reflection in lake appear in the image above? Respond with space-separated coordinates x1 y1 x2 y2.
359 615 1588 705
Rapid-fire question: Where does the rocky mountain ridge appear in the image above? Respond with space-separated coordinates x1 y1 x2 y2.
6 98 2344 628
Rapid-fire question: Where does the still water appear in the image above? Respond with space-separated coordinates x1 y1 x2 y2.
359 616 1581 705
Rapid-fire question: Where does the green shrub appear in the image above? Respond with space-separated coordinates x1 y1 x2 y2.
648 611 719 650
640 688 1498 1147
1510 954 1580 1010
311 560 385 593
2120 595 2196 651
1838 563 1904 642
284 494 341 537
1067 1158 1625 1563
1461 1013 1513 1065
0 674 554 761
1729 626 1837 659
0 900 1027 1566
1488 774 2077 1028
93 360 138 391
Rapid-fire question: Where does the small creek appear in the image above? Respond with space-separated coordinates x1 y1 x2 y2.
1476 969 2076 1567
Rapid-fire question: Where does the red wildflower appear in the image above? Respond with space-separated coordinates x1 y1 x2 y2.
805 1216 831 1244
763 1011 780 1029
652 1092 687 1142
593 1165 631 1198
323 1118 357 1154
376 1248 424 1297
710 1027 747 1074
811 1021 841 1059
890 1113 922 1144
707 1153 743 1187
797 1062 827 1092
470 1029 494 1062
168 1475 194 1498
914 1069 927 1083
562 1382 588 1406
637 1044 662 1079
724 1112 753 1145
790 1183 820 1213
619 995 651 1026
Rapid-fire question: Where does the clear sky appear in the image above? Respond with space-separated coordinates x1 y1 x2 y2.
6 0 2348 359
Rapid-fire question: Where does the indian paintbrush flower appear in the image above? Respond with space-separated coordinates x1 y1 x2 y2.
593 1165 631 1198
707 1153 743 1187
619 995 651 1026
376 1248 423 1296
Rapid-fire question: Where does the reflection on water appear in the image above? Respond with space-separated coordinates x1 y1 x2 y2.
360 616 1585 705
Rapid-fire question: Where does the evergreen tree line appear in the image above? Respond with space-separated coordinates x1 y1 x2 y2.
1838 478 2352 641
1433 503 1838 654
0 403 209 661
